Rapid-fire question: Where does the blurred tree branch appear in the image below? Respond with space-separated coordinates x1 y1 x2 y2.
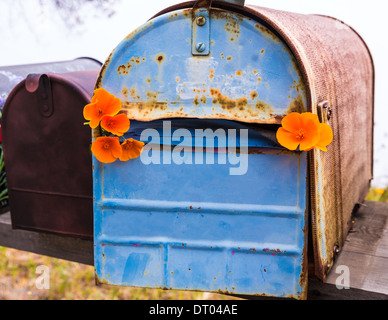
38 0 121 28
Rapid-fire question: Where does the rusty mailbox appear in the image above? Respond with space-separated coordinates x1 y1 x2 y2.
2 68 102 239
92 0 374 299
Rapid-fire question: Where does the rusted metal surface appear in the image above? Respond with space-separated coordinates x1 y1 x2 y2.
96 7 307 125
239 4 374 280
93 0 373 299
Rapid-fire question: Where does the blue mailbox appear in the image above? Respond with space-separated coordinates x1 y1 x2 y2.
92 0 374 300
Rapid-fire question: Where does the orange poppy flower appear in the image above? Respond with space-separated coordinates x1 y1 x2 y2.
277 112 321 151
277 112 334 152
315 123 334 152
91 137 122 163
101 114 130 136
120 139 145 161
83 88 122 129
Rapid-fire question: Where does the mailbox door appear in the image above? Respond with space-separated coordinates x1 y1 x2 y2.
94 119 309 299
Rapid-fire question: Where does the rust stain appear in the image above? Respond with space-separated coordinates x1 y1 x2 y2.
214 9 243 42
209 69 215 79
130 86 141 101
169 12 179 20
217 287 301 300
147 91 159 100
227 56 232 61
286 79 307 114
210 88 248 110
255 23 281 43
255 101 274 114
193 96 199 106
260 49 265 54
208 88 278 122
287 56 308 113
95 51 113 89
182 9 191 18
300 242 308 287
123 100 169 115
156 54 165 65
130 56 143 65
290 78 306 95
94 272 111 286
235 70 242 77
121 90 282 125
250 91 258 100
117 62 132 75
263 248 282 254
121 87 129 99
124 21 153 41
287 93 306 114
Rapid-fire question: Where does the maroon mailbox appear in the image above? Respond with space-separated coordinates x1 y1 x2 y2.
1 69 100 239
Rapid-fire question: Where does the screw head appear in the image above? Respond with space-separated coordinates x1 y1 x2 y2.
196 16 207 26
196 42 206 53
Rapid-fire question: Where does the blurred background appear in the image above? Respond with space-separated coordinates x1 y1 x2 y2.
0 0 387 300
0 0 387 187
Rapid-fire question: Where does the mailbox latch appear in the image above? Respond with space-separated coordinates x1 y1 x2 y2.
317 101 332 124
25 74 54 118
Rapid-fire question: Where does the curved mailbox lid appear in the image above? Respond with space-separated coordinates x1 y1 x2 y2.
96 7 307 124
0 58 102 111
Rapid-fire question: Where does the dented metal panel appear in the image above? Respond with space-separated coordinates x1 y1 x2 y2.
96 8 307 124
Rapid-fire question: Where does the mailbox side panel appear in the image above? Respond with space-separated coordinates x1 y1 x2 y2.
245 5 374 280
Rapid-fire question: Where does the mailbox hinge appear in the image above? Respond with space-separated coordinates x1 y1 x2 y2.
192 7 211 56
